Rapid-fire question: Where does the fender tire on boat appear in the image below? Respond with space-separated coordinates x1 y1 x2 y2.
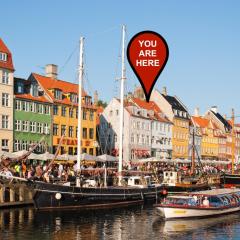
55 192 62 200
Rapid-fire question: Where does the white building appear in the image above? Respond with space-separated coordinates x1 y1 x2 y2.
99 97 172 163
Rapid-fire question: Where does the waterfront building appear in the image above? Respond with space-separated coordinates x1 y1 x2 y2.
191 115 219 160
30 64 97 155
0 39 14 152
13 77 52 153
189 109 202 159
99 96 172 163
130 97 172 159
151 87 191 159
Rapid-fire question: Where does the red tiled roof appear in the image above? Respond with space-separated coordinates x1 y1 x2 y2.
15 93 51 104
0 38 14 71
192 116 209 128
96 106 104 125
32 73 88 106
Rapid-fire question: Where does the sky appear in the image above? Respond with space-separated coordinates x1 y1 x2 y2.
1 1 240 119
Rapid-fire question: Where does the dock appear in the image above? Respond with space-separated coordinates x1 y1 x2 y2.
0 182 33 208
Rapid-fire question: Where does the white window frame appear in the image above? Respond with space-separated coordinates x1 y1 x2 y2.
15 120 21 131
2 70 9 84
0 52 7 61
2 115 9 129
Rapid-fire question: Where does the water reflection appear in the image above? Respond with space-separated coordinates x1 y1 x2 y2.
1 206 240 239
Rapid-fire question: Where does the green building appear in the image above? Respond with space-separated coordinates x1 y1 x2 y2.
14 77 52 153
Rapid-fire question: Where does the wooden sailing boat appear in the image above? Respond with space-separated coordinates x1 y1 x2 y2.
25 26 165 210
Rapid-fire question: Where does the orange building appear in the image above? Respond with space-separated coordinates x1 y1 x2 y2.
31 65 97 155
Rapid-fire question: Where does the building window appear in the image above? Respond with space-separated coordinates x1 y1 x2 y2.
2 71 9 84
22 101 26 111
15 120 21 131
44 105 50 115
76 127 78 138
30 121 36 133
131 133 134 143
83 110 87 120
22 121 28 132
70 94 77 104
15 100 21 110
0 52 7 61
53 124 59 136
116 110 119 116
53 105 58 115
89 128 94 139
114 134 117 142
2 115 9 129
146 135 149 145
29 102 35 112
17 82 24 93
44 123 49 134
69 126 74 137
69 108 74 118
54 89 62 100
82 148 87 154
89 110 94 121
76 109 78 119
37 122 43 133
82 128 87 139
14 140 20 151
30 84 38 97
89 148 93 155
61 125 66 136
2 93 9 107
109 110 113 117
2 139 8 150
36 104 43 114
141 135 145 145
61 106 66 117
68 147 73 155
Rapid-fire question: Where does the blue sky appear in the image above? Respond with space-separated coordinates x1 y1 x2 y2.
1 1 240 118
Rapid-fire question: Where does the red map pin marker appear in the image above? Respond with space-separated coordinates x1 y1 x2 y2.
127 31 169 102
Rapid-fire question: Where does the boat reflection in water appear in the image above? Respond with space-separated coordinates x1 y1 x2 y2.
153 213 240 238
2 206 240 240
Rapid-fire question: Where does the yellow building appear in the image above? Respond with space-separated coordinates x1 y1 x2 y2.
151 87 190 159
31 65 97 155
192 116 218 159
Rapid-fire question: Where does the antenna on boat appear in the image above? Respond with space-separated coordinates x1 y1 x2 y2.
76 37 84 186
191 128 195 175
118 25 126 186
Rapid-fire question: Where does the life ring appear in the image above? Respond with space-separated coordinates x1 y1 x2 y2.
55 192 62 200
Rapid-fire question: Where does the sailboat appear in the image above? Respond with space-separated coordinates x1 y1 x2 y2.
22 26 165 210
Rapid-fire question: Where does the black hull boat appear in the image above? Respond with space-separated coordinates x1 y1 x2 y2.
29 181 164 210
220 173 240 187
162 183 210 193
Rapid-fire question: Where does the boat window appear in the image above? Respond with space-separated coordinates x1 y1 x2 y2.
208 196 223 207
170 172 173 177
220 196 230 206
134 179 140 185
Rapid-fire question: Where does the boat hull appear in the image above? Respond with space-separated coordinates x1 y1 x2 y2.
156 205 240 219
220 173 240 187
29 181 163 210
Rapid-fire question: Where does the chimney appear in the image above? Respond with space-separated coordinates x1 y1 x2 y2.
211 106 218 114
45 64 58 79
162 86 167 96
194 107 200 117
94 90 98 104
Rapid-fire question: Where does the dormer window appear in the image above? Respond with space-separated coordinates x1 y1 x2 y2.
17 82 24 94
0 52 7 62
70 93 77 103
30 83 38 97
54 89 62 100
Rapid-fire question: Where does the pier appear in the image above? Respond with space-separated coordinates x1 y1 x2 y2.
0 182 33 208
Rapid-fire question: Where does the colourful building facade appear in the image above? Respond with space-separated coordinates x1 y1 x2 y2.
31 66 97 155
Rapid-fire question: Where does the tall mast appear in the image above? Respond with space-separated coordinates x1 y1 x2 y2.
77 37 84 171
191 127 195 175
231 108 235 174
118 25 126 185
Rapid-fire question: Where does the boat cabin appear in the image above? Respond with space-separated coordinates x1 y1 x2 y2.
128 176 151 188
162 171 178 186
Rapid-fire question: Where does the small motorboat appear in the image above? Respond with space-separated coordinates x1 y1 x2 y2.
155 189 240 219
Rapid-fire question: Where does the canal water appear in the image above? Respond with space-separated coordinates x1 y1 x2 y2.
1 205 240 240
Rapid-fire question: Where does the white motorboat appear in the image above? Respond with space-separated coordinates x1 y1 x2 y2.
155 188 240 219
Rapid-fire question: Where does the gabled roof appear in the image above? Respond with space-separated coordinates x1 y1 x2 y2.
192 116 209 128
0 38 14 71
210 110 232 132
31 73 89 106
130 97 171 123
162 94 187 112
